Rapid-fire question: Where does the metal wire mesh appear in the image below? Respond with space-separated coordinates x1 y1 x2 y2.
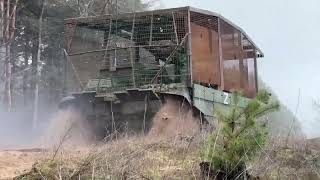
65 8 190 93
64 7 261 97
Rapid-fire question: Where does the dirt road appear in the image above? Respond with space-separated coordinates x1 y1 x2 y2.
0 149 45 179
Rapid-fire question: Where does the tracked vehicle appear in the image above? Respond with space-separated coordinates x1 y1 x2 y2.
62 7 264 138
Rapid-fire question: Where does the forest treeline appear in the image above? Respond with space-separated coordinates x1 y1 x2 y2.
0 0 148 113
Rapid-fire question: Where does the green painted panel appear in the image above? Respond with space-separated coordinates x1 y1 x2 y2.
85 79 99 91
193 83 249 108
193 83 250 125
194 98 214 117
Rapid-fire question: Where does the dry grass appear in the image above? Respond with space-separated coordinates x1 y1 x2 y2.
250 137 320 180
14 98 205 179
13 135 204 179
9 133 320 180
8 99 320 179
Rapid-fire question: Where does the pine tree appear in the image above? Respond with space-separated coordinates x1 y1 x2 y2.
202 90 280 179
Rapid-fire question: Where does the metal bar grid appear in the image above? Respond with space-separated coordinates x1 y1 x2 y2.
65 8 190 93
64 7 262 97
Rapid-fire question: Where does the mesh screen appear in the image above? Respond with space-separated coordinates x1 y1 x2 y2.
65 8 190 93
65 7 260 97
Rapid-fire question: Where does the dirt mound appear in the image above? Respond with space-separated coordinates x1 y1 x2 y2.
149 97 199 137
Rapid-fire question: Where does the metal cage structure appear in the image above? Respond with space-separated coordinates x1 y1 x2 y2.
64 6 263 99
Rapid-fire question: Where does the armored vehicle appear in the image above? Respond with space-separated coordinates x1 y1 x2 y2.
62 7 264 137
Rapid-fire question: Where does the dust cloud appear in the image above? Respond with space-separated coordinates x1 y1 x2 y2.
41 97 200 147
0 98 201 179
149 97 199 137
0 97 200 150
41 108 93 148
0 108 92 150
0 111 38 150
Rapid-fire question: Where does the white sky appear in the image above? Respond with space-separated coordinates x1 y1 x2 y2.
158 0 320 138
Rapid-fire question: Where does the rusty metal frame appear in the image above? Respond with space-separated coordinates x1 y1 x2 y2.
254 48 259 93
64 6 263 96
187 7 193 85
217 17 224 90
189 6 264 58
65 6 264 58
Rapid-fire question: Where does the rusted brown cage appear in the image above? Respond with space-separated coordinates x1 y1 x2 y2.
64 6 263 98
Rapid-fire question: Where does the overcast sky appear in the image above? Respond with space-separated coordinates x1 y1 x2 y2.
154 0 320 138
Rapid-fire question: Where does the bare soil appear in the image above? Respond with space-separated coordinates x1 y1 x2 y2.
0 149 46 179
150 97 199 137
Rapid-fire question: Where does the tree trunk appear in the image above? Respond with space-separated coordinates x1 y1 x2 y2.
32 0 45 128
0 0 4 104
31 34 38 92
2 0 17 112
3 0 11 111
23 35 29 106
1 0 16 111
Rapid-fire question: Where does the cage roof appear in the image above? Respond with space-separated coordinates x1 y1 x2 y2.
65 6 264 57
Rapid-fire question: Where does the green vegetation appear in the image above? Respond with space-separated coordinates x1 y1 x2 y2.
203 90 280 179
